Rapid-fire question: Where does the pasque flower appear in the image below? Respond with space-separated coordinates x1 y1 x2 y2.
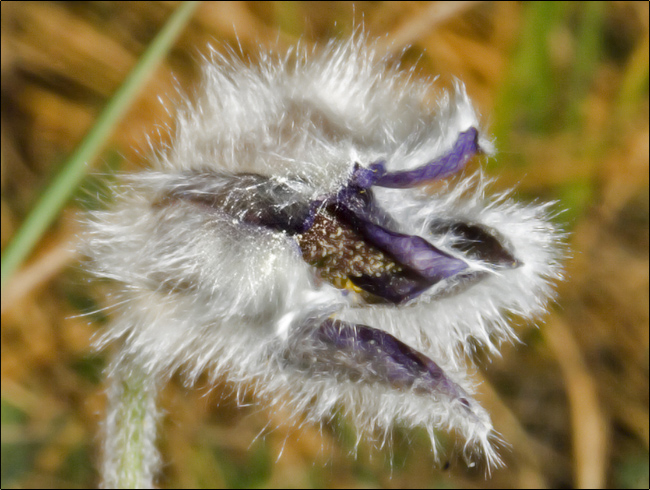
86 35 564 484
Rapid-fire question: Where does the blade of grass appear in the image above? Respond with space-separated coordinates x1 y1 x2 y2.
0 1 201 289
565 1 604 130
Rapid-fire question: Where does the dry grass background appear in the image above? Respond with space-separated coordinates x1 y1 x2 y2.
1 2 648 488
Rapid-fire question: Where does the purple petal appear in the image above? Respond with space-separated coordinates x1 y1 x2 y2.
430 220 521 269
373 127 480 188
167 172 318 234
340 209 468 282
349 162 385 189
302 319 472 406
349 270 433 304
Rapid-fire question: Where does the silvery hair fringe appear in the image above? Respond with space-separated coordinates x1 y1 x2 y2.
85 34 565 481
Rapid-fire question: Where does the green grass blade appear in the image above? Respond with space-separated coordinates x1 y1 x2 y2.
0 1 201 289
565 1 605 129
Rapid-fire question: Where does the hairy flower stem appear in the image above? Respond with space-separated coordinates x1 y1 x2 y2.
102 359 161 489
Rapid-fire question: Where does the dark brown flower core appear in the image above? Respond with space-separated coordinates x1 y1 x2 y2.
295 208 402 300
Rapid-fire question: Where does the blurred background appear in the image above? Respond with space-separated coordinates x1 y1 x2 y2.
1 2 648 488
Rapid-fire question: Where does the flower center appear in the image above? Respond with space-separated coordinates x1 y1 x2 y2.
295 207 404 302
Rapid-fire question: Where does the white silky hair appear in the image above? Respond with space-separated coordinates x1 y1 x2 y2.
85 34 564 478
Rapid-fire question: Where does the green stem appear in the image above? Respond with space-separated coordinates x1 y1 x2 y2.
102 360 161 489
0 1 200 289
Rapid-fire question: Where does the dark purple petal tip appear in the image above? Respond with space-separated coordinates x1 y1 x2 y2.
430 220 521 269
